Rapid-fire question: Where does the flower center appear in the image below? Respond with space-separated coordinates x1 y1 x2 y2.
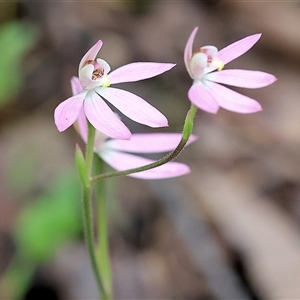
194 47 224 71
85 60 105 80
209 57 224 71
83 59 111 88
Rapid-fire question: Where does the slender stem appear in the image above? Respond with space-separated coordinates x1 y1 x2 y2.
82 185 106 296
91 104 198 183
94 156 113 299
80 122 108 298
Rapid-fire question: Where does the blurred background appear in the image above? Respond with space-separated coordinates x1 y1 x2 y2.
0 1 300 299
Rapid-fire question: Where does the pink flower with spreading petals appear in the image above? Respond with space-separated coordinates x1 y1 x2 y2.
94 132 196 179
184 27 277 114
54 40 175 140
72 76 196 179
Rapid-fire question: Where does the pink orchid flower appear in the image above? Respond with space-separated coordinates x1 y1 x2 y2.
71 76 196 179
184 27 277 114
54 40 176 140
93 131 196 179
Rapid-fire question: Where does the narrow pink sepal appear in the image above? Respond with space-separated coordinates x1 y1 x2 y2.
84 91 131 140
78 40 103 72
71 76 83 95
184 27 198 78
105 133 197 153
208 81 262 113
205 69 277 89
100 150 191 179
188 82 219 114
54 92 86 132
98 87 168 128
70 77 88 141
217 34 261 66
109 62 176 84
77 108 88 142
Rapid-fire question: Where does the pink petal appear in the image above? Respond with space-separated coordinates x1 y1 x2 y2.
205 69 277 88
184 27 198 78
188 82 219 114
99 150 191 179
76 109 108 146
77 108 88 142
105 133 197 153
207 81 262 113
97 87 168 128
78 40 103 73
71 76 83 95
84 91 131 140
217 34 261 66
108 62 176 84
70 77 88 141
54 91 86 132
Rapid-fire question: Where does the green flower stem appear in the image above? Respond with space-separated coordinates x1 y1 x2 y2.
82 185 106 297
91 104 198 183
81 122 107 299
94 156 113 299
